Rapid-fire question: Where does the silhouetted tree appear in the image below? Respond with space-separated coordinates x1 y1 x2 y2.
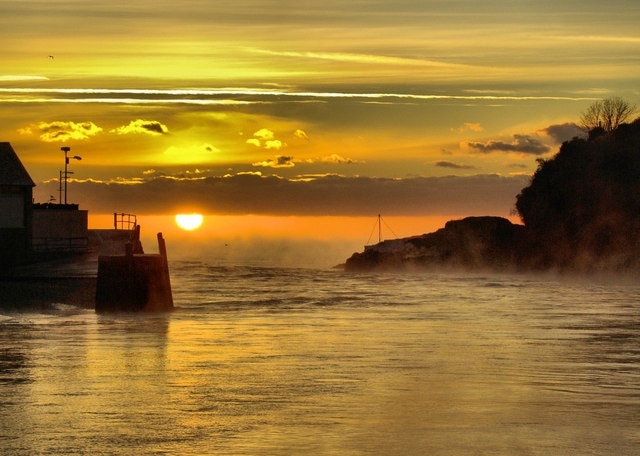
579 96 637 133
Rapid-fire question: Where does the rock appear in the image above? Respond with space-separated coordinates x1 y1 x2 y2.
344 216 524 271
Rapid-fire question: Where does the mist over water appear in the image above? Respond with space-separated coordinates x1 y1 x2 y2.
145 234 362 269
1 260 640 455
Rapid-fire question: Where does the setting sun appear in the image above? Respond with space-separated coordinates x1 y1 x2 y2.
175 213 204 231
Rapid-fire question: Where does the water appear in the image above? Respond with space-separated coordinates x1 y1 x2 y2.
1 260 640 455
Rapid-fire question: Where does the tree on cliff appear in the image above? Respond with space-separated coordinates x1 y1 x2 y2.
579 96 637 133
515 116 640 269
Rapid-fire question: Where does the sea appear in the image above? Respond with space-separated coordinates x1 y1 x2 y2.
1 259 639 455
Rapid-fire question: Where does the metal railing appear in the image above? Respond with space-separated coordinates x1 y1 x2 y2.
113 213 137 231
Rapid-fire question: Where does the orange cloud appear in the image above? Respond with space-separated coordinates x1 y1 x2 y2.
247 128 285 150
452 122 484 134
253 128 275 140
264 139 283 150
111 119 169 136
294 129 310 140
321 154 358 164
23 121 103 142
252 155 295 168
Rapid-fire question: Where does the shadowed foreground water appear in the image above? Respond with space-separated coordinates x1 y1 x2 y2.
1 261 639 455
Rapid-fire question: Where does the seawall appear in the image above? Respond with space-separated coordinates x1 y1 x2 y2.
0 276 96 310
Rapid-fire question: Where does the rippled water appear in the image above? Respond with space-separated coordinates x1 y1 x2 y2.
1 261 640 455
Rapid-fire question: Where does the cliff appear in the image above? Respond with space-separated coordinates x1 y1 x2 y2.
345 216 525 271
345 119 640 272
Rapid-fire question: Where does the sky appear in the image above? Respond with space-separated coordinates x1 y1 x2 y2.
2 1 639 265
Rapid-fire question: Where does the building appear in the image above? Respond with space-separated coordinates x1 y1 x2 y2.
31 203 88 254
0 142 89 270
0 142 35 267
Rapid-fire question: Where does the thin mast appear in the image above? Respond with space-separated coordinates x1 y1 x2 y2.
378 213 381 243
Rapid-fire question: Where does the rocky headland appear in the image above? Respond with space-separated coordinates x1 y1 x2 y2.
345 119 640 273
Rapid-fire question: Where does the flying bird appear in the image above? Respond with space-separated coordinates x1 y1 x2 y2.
48 55 54 59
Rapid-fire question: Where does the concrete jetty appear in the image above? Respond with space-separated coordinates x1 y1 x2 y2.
95 232 173 313
1 143 174 312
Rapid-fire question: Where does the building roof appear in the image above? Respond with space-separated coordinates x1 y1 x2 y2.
0 142 36 187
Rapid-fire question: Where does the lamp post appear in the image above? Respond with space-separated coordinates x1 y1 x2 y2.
61 146 82 205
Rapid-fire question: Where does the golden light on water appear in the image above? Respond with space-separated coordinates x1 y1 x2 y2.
175 213 204 231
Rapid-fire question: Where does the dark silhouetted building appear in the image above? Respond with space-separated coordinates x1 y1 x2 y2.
0 142 35 267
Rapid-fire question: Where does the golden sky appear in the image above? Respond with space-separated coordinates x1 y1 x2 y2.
1 1 639 256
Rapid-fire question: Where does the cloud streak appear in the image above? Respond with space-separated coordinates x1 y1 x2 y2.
467 135 551 155
435 161 476 170
249 48 478 70
0 75 49 81
0 87 600 106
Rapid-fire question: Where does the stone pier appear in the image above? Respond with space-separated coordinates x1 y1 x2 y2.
95 232 173 312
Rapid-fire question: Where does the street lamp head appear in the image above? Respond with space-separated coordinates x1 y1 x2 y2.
72 156 82 160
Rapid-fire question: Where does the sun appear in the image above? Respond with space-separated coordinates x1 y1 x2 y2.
175 213 204 231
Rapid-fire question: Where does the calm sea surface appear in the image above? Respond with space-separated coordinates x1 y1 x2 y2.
1 260 640 455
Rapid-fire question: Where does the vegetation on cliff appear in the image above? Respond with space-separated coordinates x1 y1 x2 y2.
515 117 640 270
345 100 640 272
